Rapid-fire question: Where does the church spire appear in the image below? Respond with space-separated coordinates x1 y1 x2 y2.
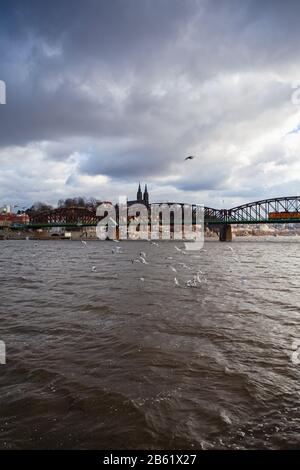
143 184 149 206
137 182 142 202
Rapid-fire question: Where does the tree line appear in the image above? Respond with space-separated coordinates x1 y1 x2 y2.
24 197 102 215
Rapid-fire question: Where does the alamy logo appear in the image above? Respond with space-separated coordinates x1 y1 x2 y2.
96 197 204 250
0 341 6 364
0 80 6 104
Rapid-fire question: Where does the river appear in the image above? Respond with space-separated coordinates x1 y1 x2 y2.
0 238 299 449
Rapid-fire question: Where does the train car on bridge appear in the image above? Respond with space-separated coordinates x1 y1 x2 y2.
269 211 300 220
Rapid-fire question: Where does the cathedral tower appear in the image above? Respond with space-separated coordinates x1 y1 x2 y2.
137 182 143 202
143 184 149 206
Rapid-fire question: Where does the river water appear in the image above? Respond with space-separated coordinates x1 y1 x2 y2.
0 238 300 449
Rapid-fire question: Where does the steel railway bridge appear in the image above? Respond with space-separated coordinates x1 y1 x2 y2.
15 196 300 241
205 196 300 240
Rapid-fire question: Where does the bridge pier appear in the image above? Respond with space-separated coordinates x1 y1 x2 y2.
219 224 232 242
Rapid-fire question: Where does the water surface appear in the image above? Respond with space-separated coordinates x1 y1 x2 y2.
0 238 300 449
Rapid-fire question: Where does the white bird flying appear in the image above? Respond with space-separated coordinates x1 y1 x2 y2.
178 263 191 270
186 278 197 288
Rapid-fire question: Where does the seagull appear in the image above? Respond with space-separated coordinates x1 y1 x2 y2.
185 155 195 161
112 246 122 254
81 240 87 246
178 263 191 270
140 256 148 264
174 277 179 286
170 266 177 273
186 278 197 288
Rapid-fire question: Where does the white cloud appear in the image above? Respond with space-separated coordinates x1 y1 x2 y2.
0 0 300 209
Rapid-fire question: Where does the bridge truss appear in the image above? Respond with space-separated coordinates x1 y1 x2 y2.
29 206 99 227
20 196 300 229
204 196 300 224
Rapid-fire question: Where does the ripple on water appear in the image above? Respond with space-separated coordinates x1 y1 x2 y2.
0 239 300 448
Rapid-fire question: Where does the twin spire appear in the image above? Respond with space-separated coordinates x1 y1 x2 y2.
137 182 149 205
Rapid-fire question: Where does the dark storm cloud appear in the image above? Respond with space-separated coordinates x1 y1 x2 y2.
0 0 300 206
0 0 197 149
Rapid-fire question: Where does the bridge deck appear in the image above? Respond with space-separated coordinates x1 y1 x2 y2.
11 217 300 229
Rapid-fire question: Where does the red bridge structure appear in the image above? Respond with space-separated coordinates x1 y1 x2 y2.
29 206 99 227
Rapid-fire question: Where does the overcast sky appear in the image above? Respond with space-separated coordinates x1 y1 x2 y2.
0 0 300 209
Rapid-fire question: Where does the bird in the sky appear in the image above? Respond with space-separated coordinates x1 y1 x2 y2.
184 155 195 161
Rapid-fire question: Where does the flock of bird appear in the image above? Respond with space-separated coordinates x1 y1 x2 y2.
81 237 209 289
127 242 206 288
80 236 247 287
